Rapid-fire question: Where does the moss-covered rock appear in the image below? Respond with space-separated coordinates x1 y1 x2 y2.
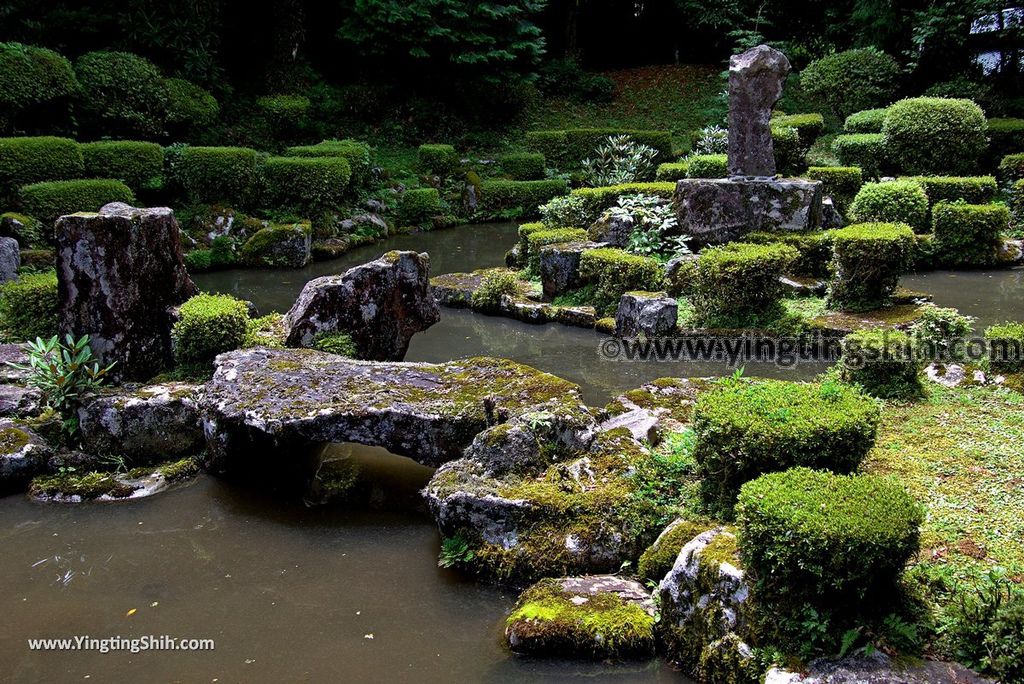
0 419 51 494
505 575 656 659
637 517 718 583
240 222 312 268
30 457 199 502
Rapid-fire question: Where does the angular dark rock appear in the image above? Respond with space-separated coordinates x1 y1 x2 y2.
615 291 678 337
0 237 20 283
587 212 633 247
728 45 791 177
55 203 197 381
0 384 42 418
540 240 602 299
0 419 52 493
284 250 439 360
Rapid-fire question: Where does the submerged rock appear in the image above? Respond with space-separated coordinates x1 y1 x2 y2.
0 420 52 493
55 203 197 380
505 575 656 659
284 250 439 361
764 651 992 684
77 383 205 465
615 291 678 337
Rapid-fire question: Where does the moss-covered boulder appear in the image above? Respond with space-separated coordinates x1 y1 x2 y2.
29 457 199 503
637 517 718 583
0 419 52 494
240 222 311 268
505 575 657 659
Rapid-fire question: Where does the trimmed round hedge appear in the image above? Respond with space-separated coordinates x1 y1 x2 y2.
840 328 922 399
881 98 987 176
171 293 250 363
578 247 662 315
0 42 77 120
261 156 351 214
831 134 886 179
74 51 168 138
398 187 441 225
691 242 797 328
694 379 880 516
19 179 135 226
843 108 888 134
985 322 1024 373
80 140 164 190
286 140 373 186
826 222 914 312
800 48 900 120
500 152 545 180
418 144 459 176
736 467 922 608
177 146 261 206
849 180 929 233
0 137 83 194
0 271 58 342
164 77 219 134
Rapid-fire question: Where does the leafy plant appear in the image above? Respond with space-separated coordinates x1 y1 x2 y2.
582 135 659 186
910 305 975 363
538 194 590 229
607 193 688 261
693 124 728 155
438 535 476 568
8 335 114 414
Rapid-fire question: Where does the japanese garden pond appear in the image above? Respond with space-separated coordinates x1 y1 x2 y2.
2 221 1023 681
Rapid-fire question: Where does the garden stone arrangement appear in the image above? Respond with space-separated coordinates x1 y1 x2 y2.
0 21 1023 684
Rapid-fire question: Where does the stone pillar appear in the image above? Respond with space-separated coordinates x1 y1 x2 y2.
727 45 791 178
56 203 197 381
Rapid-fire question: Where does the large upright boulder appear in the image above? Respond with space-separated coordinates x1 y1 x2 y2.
56 203 197 381
284 250 439 361
0 237 20 283
728 45 791 178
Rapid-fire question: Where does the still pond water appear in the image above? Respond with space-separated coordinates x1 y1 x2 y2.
2 223 1022 682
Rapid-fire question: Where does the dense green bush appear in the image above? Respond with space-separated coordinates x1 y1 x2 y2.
517 222 546 256
470 270 521 312
826 222 914 311
773 113 825 145
910 304 975 363
881 98 987 176
771 124 803 175
986 118 1024 162
0 271 58 341
74 51 168 138
0 137 83 195
570 182 674 226
499 152 545 180
0 43 77 130
695 379 880 516
745 231 832 278
525 129 673 169
800 48 900 120
418 143 459 176
685 154 727 179
261 156 351 214
164 78 220 136
832 134 887 179
19 179 134 225
578 247 662 315
908 176 998 208
840 328 922 399
171 293 250 363
985 322 1024 373
655 162 689 182
849 180 929 233
256 94 310 131
998 153 1024 183
932 201 1008 268
80 141 164 190
525 228 588 273
736 468 922 638
398 187 441 225
287 139 372 186
843 108 888 134
690 242 797 328
807 166 863 214
177 147 261 206
475 179 568 219
987 596 1024 684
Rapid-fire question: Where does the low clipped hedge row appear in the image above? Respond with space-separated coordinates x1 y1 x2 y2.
0 270 59 341
19 179 135 225
690 242 797 328
80 140 164 190
908 175 998 207
806 166 862 214
745 231 832 278
832 134 886 179
932 201 1008 268
475 179 569 220
655 162 689 182
418 144 459 176
285 139 372 186
499 152 546 180
525 128 674 170
685 154 727 179
772 113 825 145
578 247 662 315
826 222 914 312
0 136 84 196
849 180 930 233
261 156 351 215
399 187 441 225
570 182 675 226
694 378 880 516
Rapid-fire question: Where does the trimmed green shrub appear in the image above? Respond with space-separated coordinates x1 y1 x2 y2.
171 293 250 363
570 182 675 226
418 144 459 176
736 468 922 638
578 247 662 315
908 176 998 208
932 201 1008 267
832 134 886 179
471 270 521 312
74 51 168 138
773 113 825 145
807 166 863 214
0 271 58 341
844 108 888 134
745 231 832 278
80 141 164 190
772 125 804 175
694 379 880 516
517 221 546 255
287 139 372 186
177 147 261 206
849 180 930 233
0 137 83 194
261 156 351 214
985 322 1024 373
525 228 588 273
525 129 673 170
164 78 219 135
476 179 568 220
19 179 134 225
655 162 689 182
840 328 922 399
998 153 1024 183
256 94 310 129
500 152 545 180
801 48 900 120
523 130 568 168
685 154 727 179
826 222 914 312
987 118 1024 161
691 242 797 328
398 187 441 225
881 98 987 176
311 331 357 357
0 43 77 127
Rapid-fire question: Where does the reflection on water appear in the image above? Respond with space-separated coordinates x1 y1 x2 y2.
901 268 1024 329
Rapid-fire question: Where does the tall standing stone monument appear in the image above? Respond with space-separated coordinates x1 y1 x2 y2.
674 45 823 246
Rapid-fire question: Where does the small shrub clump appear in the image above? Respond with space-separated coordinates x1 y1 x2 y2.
655 162 689 182
0 271 58 341
932 201 1008 268
745 231 832 279
0 43 77 131
844 108 888 134
881 98 988 176
579 248 662 315
418 144 459 176
177 147 261 206
985 322 1024 373
826 222 914 312
171 293 250 363
685 154 727 179
398 187 441 225
772 113 825 145
801 48 900 120
538 194 590 230
807 166 863 214
163 77 219 137
694 379 880 516
831 134 887 179
19 179 135 225
849 180 930 233
80 141 164 190
471 270 521 312
691 242 797 328
261 156 351 214
840 328 922 399
500 152 545 180
311 331 357 357
910 304 975 363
